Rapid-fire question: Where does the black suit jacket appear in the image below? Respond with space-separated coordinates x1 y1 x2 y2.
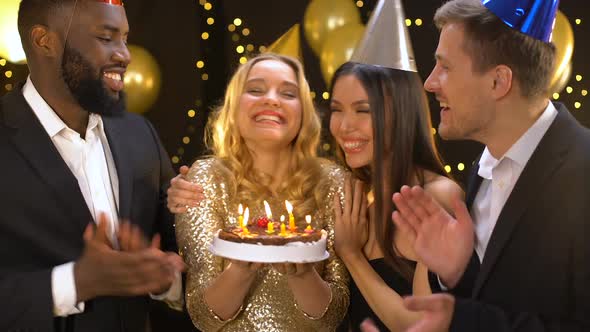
440 103 590 331
0 85 177 332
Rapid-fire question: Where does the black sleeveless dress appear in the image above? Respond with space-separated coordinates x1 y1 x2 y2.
346 258 416 332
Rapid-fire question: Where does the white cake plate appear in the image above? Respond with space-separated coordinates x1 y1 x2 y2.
209 230 330 263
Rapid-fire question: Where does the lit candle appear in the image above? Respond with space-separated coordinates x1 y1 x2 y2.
242 207 250 234
305 215 313 233
263 200 274 234
267 222 274 234
285 200 296 231
237 204 244 229
279 215 287 236
263 200 273 219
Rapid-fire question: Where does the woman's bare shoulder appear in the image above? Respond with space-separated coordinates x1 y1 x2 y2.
423 173 464 213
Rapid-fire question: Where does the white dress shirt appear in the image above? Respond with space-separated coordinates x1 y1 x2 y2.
23 77 120 316
22 77 181 317
472 102 558 261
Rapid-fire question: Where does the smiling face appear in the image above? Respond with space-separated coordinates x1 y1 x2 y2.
59 1 131 115
424 22 495 141
236 59 303 151
329 74 373 169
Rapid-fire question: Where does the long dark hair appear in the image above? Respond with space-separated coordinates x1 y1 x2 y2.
328 62 448 281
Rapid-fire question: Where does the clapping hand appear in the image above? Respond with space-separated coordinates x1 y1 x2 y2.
402 293 455 332
333 176 369 261
74 214 184 301
360 318 381 332
117 219 186 293
392 185 473 288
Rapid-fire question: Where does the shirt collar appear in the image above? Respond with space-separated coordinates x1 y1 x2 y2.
22 76 105 139
478 102 558 178
477 148 499 180
504 102 557 168
22 76 67 138
88 113 103 134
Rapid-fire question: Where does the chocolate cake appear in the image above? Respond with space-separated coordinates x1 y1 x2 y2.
218 218 322 245
210 216 329 263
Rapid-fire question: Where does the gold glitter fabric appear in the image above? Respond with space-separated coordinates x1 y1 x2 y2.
175 158 350 332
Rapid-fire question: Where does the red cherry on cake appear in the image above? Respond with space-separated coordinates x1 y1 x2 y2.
256 217 270 228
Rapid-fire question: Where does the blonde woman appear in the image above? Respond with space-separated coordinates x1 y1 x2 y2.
175 53 349 331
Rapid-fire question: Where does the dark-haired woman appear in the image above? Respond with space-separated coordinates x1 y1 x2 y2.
329 62 463 332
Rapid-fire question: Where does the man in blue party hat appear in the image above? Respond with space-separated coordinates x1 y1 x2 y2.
387 0 590 331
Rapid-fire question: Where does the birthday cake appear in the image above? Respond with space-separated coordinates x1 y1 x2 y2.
210 217 329 263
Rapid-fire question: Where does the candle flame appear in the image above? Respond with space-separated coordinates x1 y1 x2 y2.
285 200 293 214
243 207 249 226
238 203 243 215
280 215 285 222
305 215 311 224
263 200 272 219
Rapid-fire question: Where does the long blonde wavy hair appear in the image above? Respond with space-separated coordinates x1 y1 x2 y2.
205 53 324 218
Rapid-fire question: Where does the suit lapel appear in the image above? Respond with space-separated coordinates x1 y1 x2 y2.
102 116 133 220
465 160 483 210
472 107 570 297
3 88 92 229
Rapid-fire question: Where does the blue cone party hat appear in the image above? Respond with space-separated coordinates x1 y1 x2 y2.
482 0 559 42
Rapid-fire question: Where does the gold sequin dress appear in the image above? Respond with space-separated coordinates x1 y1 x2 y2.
175 158 350 332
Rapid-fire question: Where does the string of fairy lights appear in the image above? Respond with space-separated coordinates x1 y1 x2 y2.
165 0 587 177
0 2 586 178
552 17 586 112
1 59 14 93
169 0 214 166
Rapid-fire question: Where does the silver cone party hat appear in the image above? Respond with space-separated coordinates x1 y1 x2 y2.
350 0 417 72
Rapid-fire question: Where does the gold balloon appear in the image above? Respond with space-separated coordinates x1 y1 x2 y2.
549 11 574 94
0 0 26 64
266 24 302 60
549 61 572 95
303 0 361 56
124 45 161 114
319 23 365 85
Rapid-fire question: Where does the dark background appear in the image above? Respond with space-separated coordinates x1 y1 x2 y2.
1 0 588 185
1 1 588 329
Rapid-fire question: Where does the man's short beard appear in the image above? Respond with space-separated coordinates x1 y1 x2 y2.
61 45 126 116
